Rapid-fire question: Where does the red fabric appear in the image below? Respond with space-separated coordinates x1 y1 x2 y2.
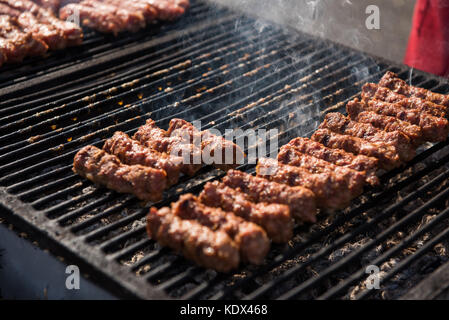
404 0 449 77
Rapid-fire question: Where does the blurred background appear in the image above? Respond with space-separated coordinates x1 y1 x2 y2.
210 0 416 64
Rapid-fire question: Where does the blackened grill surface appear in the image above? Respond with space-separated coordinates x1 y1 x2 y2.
1 0 449 300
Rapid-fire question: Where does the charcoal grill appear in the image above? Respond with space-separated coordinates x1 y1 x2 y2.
1 0 449 300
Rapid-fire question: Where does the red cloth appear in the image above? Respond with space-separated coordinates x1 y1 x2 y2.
404 0 449 77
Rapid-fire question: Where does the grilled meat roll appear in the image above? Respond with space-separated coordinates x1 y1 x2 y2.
199 181 294 243
222 170 317 223
147 207 240 272
60 0 144 35
347 98 449 142
38 10 83 46
362 83 447 118
73 145 167 202
349 111 424 146
311 128 402 170
16 12 67 50
134 119 202 176
278 146 373 186
172 0 190 10
167 118 245 171
0 14 48 62
319 112 415 162
31 0 60 13
134 118 174 151
172 194 270 265
379 71 449 109
1 0 82 46
97 0 157 22
59 0 188 34
257 158 364 210
285 137 379 185
140 0 187 21
0 2 20 15
0 0 41 14
103 131 183 186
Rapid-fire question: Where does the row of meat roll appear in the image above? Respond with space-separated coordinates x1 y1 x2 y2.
147 71 449 272
0 0 83 67
74 118 245 202
0 0 190 67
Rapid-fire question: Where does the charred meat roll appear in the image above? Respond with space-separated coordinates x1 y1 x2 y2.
347 98 449 142
1 0 82 46
0 23 32 63
319 112 415 162
0 14 48 61
199 181 294 243
172 194 270 265
82 0 146 31
278 146 373 186
285 137 379 185
73 145 167 202
222 170 317 223
133 118 173 151
133 119 202 176
96 0 157 22
103 131 183 186
167 118 245 171
362 83 447 118
38 8 83 46
349 111 424 146
257 158 364 210
311 128 402 171
139 0 186 21
379 71 449 109
60 0 145 35
147 207 240 272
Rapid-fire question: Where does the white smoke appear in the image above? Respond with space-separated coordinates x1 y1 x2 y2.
208 0 414 64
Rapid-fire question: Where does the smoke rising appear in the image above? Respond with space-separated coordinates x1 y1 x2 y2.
209 0 414 64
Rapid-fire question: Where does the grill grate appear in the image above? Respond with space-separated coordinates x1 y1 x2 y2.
1 0 449 299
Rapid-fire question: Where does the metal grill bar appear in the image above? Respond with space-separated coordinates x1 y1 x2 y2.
319 198 449 299
278 169 449 299
130 248 166 273
109 238 152 261
357 223 449 299
0 19 270 123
